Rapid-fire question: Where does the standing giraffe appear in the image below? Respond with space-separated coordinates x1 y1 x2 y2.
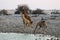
20 6 33 28
34 18 48 34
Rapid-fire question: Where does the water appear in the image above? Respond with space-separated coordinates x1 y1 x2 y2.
0 33 57 40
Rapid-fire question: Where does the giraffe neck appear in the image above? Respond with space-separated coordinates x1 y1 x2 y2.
22 9 28 17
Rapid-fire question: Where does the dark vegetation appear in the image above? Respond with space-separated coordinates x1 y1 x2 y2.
32 9 45 14
51 11 60 14
15 5 30 14
0 9 8 15
14 5 45 14
15 5 60 15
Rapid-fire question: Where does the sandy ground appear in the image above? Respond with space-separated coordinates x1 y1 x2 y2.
0 15 60 38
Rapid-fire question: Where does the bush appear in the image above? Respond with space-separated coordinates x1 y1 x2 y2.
0 9 8 15
14 5 30 14
32 9 45 14
51 11 60 14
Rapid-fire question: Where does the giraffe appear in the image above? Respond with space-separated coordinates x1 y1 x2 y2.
34 18 48 34
21 6 33 28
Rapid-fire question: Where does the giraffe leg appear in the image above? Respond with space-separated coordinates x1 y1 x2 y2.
42 28 47 34
23 20 25 27
24 21 27 28
38 25 41 29
24 24 26 28
34 23 38 34
26 23 30 27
